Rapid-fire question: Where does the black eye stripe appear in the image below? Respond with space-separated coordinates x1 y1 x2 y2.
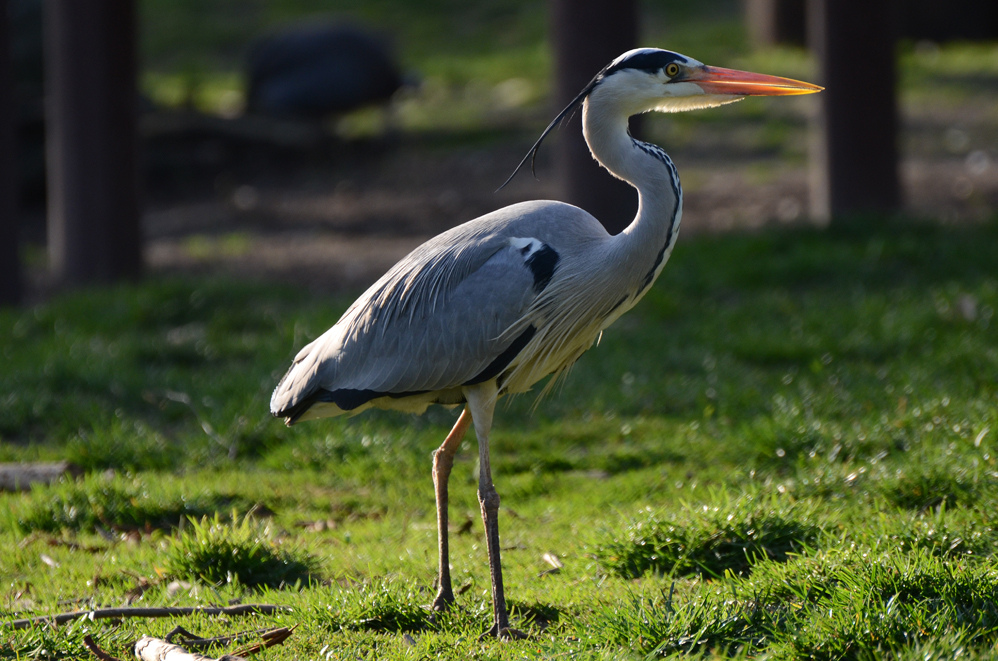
604 50 687 77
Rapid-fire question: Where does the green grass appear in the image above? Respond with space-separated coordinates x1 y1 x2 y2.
2 217 998 658
165 513 318 589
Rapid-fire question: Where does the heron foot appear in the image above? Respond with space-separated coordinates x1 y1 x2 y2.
479 624 529 641
430 592 454 612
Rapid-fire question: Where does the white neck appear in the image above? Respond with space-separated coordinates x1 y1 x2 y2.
582 96 683 296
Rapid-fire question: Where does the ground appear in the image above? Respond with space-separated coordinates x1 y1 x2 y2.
6 9 998 656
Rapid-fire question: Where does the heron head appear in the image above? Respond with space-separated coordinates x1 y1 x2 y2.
592 48 822 115
498 47 822 189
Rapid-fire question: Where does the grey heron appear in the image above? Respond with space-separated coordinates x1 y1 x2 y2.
271 48 821 639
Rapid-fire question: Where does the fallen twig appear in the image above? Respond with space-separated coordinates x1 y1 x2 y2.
4 604 291 630
165 625 213 646
135 635 243 661
134 625 294 661
230 625 296 657
164 624 294 651
82 634 124 661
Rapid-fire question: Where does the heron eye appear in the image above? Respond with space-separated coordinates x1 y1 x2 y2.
665 63 680 78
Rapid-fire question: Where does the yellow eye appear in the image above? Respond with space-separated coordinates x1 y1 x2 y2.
665 63 680 78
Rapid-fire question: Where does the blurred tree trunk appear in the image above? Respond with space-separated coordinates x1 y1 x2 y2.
0 0 21 306
807 0 899 221
745 0 806 46
551 0 638 235
45 0 141 286
746 0 997 45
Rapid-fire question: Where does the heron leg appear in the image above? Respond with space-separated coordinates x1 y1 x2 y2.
465 382 527 641
430 407 472 612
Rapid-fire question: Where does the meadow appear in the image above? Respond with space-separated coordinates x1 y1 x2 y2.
4 0 998 658
2 217 997 659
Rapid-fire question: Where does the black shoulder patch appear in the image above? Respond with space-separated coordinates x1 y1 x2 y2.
526 244 559 292
605 50 685 77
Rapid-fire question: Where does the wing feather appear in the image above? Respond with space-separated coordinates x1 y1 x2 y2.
271 229 541 419
270 199 613 422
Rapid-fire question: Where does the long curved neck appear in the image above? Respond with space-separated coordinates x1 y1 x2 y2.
582 97 683 291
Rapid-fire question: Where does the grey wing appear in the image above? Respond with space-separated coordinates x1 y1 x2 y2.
270 231 558 423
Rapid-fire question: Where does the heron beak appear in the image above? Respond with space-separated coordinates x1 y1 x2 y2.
686 65 823 96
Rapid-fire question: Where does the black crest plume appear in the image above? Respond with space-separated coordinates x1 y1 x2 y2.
495 48 686 192
495 70 605 192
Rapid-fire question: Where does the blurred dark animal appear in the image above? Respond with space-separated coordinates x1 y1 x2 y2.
246 22 408 120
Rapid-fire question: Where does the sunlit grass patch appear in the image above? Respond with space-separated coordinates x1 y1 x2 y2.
4 617 138 661
596 494 822 579
166 513 317 589
878 462 990 511
773 549 998 659
5 473 251 534
585 587 774 658
834 506 998 564
311 578 432 634
588 548 998 659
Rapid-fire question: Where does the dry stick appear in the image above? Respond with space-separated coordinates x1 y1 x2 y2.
83 634 124 661
229 626 296 657
83 626 293 661
165 625 212 646
134 635 243 661
5 604 291 630
165 624 295 651
134 628 295 661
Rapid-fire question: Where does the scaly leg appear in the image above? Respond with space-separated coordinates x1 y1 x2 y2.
431 407 472 611
465 382 527 640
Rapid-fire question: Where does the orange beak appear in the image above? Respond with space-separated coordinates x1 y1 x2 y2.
685 65 823 96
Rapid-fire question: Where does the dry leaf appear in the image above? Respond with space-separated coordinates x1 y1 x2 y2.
166 580 195 598
299 519 337 532
541 552 564 569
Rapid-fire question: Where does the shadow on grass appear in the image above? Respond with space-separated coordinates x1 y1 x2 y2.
6 473 257 534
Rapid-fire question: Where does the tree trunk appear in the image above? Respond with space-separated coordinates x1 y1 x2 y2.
44 0 141 286
551 0 639 235
807 0 899 221
745 0 807 46
0 0 21 306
